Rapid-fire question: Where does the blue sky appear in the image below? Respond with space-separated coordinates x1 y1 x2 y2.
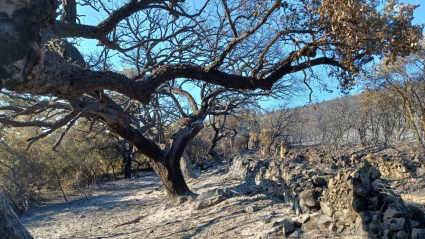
76 1 425 108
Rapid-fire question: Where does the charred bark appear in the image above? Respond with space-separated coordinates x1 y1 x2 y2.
151 158 193 198
207 128 224 165
0 191 33 239
122 152 132 179
208 148 223 166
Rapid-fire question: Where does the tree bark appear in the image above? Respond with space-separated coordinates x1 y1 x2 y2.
208 128 223 165
208 148 223 166
180 152 196 179
150 157 193 199
0 191 33 239
122 153 132 179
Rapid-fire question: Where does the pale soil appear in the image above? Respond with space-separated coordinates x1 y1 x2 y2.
20 167 300 239
19 165 425 239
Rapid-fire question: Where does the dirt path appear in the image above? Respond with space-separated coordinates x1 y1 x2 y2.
20 167 299 239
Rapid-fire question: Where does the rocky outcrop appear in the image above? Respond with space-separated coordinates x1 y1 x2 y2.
0 191 33 239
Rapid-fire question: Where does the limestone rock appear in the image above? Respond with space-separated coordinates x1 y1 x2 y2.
320 201 334 217
194 188 232 209
316 215 333 230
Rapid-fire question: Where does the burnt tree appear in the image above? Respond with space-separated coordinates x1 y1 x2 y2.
0 0 422 199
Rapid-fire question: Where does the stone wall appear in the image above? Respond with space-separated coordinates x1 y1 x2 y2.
228 152 425 238
316 162 425 238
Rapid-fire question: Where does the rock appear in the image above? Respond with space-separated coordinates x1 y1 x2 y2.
353 183 369 197
412 228 425 239
352 196 368 212
313 176 328 187
310 232 329 239
383 207 403 221
371 179 384 190
229 156 267 182
407 205 425 224
354 215 369 236
417 166 425 177
194 188 232 209
261 215 272 224
384 218 405 231
320 201 334 217
396 230 409 239
300 214 310 224
336 224 344 233
317 215 333 230
328 222 336 232
245 205 259 213
280 218 295 234
287 230 301 238
265 219 296 238
299 189 321 213
0 191 33 239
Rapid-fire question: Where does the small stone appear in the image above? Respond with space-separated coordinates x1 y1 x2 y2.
353 183 369 197
317 215 333 230
412 228 425 239
383 207 403 221
194 188 232 209
261 215 272 223
287 230 300 238
329 222 336 232
384 218 405 231
354 215 369 236
394 230 407 239
336 225 344 233
320 201 334 217
300 214 310 224
311 233 329 239
313 176 328 187
281 218 295 234
299 189 321 213
411 220 420 228
245 205 259 213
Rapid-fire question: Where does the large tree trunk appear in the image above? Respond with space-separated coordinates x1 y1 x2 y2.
150 158 193 199
107 117 203 199
0 191 33 239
